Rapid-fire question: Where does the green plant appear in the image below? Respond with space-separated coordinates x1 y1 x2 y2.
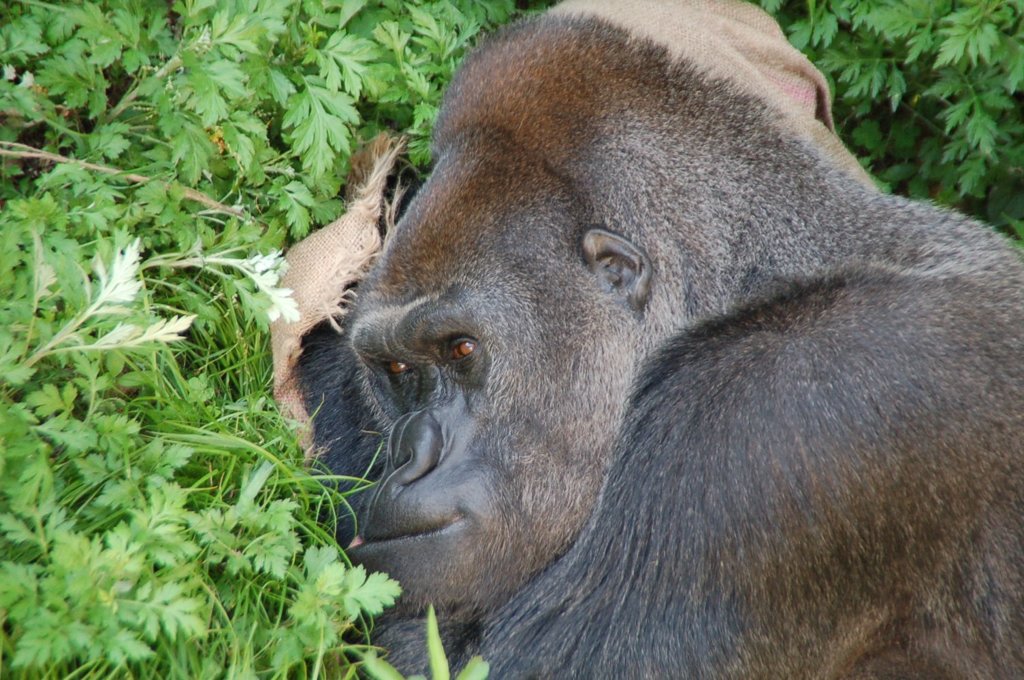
361 606 490 680
0 213 405 678
760 0 1024 238
2 0 1019 676
0 0 546 677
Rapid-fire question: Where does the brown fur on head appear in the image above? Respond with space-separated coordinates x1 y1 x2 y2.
341 14 879 615
296 5 1024 677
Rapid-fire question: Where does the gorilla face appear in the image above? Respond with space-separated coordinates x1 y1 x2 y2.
345 150 653 613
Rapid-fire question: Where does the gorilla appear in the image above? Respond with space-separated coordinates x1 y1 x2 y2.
297 5 1024 678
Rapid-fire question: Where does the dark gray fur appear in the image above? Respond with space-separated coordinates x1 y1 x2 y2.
298 14 1024 678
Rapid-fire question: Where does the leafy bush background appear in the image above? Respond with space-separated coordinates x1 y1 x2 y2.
0 0 1020 678
761 0 1024 237
0 1 539 677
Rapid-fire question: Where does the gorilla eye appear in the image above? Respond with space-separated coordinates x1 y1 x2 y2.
450 338 477 360
387 360 411 375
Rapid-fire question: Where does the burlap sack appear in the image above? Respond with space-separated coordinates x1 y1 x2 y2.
270 134 403 441
270 1 872 453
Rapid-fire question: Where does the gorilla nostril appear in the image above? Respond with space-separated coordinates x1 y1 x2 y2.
387 410 444 487
391 439 414 469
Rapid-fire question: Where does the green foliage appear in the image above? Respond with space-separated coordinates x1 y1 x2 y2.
760 0 1024 236
362 606 490 680
0 0 541 677
0 216 402 677
3 0 1017 676
1 0 534 240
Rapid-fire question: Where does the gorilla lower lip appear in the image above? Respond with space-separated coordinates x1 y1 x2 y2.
360 518 463 546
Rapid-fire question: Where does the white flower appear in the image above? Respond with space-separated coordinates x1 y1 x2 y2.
32 231 56 298
266 286 299 323
134 315 195 344
231 249 299 323
246 250 283 275
92 239 143 313
3 65 16 82
144 243 298 324
89 315 195 350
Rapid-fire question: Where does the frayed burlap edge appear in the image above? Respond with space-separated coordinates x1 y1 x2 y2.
270 134 404 455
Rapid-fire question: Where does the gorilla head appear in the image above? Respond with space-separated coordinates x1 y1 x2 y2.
296 4 1024 677
339 13 860 613
344 132 655 612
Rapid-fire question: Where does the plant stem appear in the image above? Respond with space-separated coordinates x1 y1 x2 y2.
0 141 247 218
24 301 95 368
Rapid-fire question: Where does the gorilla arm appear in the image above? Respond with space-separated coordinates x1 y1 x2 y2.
481 268 1024 679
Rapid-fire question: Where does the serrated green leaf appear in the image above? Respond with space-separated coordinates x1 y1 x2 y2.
246 529 298 578
90 122 132 161
25 383 72 417
344 568 401 618
266 67 296 106
276 180 315 236
164 116 216 184
106 629 155 664
182 58 249 126
11 610 73 668
35 416 98 453
0 16 49 62
210 10 264 54
313 32 378 96
811 12 838 48
37 48 109 115
0 513 38 545
965 108 998 154
150 582 207 639
282 78 358 178
303 544 339 578
0 563 40 614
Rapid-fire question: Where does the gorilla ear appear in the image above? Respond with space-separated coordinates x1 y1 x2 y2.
582 228 652 311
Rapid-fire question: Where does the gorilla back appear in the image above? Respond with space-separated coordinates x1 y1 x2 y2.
297 9 1024 678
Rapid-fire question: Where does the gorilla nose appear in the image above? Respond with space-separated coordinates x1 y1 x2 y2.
387 410 443 486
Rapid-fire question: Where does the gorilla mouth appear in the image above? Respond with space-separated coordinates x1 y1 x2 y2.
352 516 465 549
